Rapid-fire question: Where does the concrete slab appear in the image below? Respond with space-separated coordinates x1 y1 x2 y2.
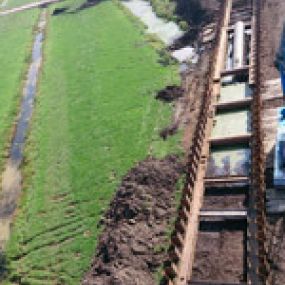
219 82 252 103
212 109 251 138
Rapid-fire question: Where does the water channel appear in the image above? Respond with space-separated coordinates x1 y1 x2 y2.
0 10 46 250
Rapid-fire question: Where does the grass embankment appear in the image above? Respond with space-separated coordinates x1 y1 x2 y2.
147 0 188 30
0 10 39 171
1 0 40 9
6 1 181 284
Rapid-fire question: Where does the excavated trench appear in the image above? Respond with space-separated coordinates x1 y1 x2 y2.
3 0 285 284
192 220 246 282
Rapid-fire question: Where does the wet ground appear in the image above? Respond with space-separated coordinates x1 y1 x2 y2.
192 220 246 283
0 10 46 250
122 0 184 46
0 0 8 8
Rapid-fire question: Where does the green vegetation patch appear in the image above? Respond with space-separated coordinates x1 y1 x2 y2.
2 0 40 10
6 1 181 284
147 0 188 30
0 10 39 171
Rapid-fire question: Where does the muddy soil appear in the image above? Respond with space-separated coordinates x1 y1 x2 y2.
156 86 184 103
181 52 212 149
260 0 285 284
82 156 184 285
267 216 285 285
171 0 219 46
260 0 285 81
192 221 246 283
157 50 213 142
203 189 247 210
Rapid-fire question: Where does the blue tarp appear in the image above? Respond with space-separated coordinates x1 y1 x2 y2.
280 63 285 94
276 23 285 95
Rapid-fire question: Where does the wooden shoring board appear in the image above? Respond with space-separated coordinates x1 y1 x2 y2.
215 98 252 110
210 133 251 146
171 1 233 284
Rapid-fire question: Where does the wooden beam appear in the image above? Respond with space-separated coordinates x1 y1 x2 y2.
200 210 247 217
215 98 252 110
210 133 251 146
221 65 250 76
204 176 249 184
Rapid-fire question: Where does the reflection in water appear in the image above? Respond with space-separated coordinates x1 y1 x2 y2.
0 0 8 8
0 10 46 250
207 147 251 177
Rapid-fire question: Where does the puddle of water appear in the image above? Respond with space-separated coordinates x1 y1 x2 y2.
122 0 198 66
171 46 198 63
122 0 184 46
0 0 8 9
0 10 46 250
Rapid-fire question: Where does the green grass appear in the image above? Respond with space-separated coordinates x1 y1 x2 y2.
0 10 39 172
5 2 181 284
149 0 176 21
146 0 188 30
2 0 40 9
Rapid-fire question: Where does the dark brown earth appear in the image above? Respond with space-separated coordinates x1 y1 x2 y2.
260 0 285 284
182 52 212 149
203 189 247 210
172 0 220 47
192 221 246 283
267 216 285 285
82 156 184 285
156 86 184 103
157 50 213 142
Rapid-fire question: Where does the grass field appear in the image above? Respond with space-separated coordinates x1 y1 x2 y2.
5 2 181 284
0 10 38 172
146 0 188 30
1 0 39 9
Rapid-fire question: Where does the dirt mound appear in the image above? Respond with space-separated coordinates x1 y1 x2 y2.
52 7 68 15
82 155 184 285
156 86 184 102
159 123 179 139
